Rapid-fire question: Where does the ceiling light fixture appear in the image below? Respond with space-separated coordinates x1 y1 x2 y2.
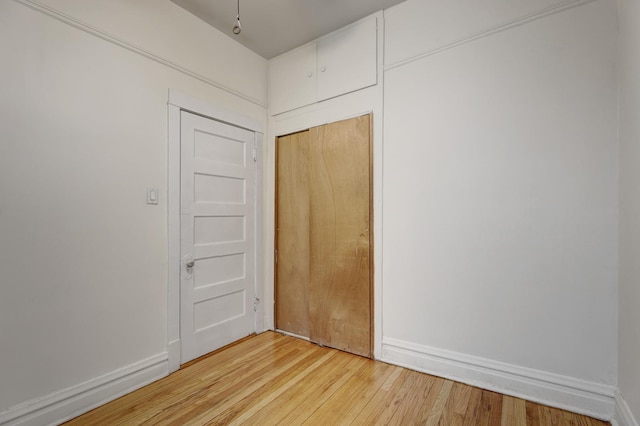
232 0 241 34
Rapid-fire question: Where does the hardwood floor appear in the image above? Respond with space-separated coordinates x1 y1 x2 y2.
66 332 609 425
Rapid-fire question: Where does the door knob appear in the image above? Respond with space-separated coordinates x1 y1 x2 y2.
186 260 195 268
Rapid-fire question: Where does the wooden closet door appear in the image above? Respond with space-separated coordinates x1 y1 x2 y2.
275 130 311 337
275 114 372 358
308 115 371 357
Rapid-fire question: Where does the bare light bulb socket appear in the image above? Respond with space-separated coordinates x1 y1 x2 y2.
233 17 241 34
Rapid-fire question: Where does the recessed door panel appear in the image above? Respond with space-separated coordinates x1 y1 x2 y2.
194 253 245 289
194 174 245 204
194 216 245 245
194 130 246 166
194 290 245 331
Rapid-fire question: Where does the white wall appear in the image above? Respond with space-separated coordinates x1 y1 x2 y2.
0 0 266 422
382 0 618 417
618 0 640 422
384 0 592 67
32 0 267 105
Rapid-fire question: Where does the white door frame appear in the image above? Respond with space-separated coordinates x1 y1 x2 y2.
167 89 264 373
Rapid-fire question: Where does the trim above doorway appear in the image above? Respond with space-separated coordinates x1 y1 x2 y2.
169 90 263 133
167 89 264 373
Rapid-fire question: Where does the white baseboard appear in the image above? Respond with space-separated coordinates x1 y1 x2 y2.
614 391 639 426
168 339 181 374
0 353 168 426
381 337 615 421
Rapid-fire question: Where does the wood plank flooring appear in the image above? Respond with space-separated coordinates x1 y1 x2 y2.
65 332 609 425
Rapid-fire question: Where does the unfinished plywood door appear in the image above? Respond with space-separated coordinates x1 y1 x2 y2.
276 114 371 357
308 115 371 357
276 130 311 337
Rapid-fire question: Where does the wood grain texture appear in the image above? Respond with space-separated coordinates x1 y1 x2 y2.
502 395 527 426
65 332 611 426
308 114 372 357
275 114 372 357
275 130 311 337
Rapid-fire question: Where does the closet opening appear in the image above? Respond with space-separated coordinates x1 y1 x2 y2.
274 114 373 358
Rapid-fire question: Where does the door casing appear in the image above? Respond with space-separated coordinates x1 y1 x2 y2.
167 90 264 372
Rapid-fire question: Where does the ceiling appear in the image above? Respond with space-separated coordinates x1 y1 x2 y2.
171 0 407 59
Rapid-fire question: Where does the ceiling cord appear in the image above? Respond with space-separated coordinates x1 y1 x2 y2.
232 0 241 34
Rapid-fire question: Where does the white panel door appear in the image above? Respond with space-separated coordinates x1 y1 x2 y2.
180 111 256 364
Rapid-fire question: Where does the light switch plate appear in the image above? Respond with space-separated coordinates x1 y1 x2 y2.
147 187 159 205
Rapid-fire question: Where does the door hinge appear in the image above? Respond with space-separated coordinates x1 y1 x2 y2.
275 249 278 264
253 296 261 312
252 148 257 162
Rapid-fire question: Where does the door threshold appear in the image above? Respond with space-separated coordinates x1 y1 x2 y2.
276 329 310 341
